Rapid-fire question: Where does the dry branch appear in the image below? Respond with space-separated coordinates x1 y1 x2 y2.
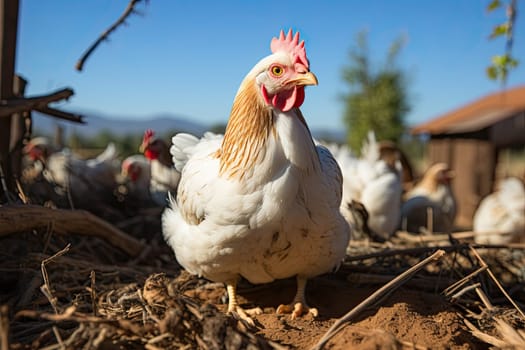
0 88 74 118
396 230 516 244
0 305 9 350
469 246 525 319
35 106 84 124
344 243 525 264
0 205 144 257
75 0 145 71
40 244 71 314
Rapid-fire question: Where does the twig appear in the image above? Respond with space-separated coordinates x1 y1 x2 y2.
469 246 525 319
344 243 525 264
311 249 446 350
396 230 514 243
40 244 71 314
92 327 108 348
450 283 481 302
443 266 488 297
15 179 28 204
90 270 97 317
463 318 508 348
147 333 174 345
475 287 494 310
52 326 65 350
75 0 146 71
63 324 86 347
28 253 157 277
0 162 12 204
35 106 84 124
0 305 9 350
0 205 144 257
15 306 144 336
0 88 74 117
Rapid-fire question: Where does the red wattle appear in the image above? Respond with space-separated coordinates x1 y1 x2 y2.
294 86 305 109
144 149 158 160
262 85 306 112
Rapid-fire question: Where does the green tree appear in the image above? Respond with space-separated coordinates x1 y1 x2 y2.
342 31 410 153
209 123 227 135
486 0 519 85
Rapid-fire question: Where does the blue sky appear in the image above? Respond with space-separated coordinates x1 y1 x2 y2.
16 1 525 132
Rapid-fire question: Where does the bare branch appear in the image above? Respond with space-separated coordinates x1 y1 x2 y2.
469 245 525 319
0 205 145 257
75 0 146 72
0 305 9 350
35 106 84 124
0 88 74 118
40 244 71 314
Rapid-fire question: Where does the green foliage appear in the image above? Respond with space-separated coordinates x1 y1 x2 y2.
489 23 510 39
486 0 518 85
487 54 519 81
209 123 227 135
64 131 144 159
341 31 410 153
487 0 503 11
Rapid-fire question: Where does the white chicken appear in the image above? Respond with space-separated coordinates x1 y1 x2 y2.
400 162 456 234
139 129 180 205
326 132 403 241
23 137 120 208
162 29 350 323
473 177 525 244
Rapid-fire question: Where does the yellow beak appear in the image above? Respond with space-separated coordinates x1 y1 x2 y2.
289 71 318 86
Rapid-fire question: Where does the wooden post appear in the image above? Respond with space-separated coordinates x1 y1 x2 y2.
53 125 64 150
0 0 19 198
10 75 28 182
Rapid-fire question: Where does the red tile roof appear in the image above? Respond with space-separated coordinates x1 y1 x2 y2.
411 85 525 135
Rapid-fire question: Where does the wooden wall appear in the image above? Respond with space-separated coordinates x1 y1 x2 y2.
428 138 496 228
490 112 525 148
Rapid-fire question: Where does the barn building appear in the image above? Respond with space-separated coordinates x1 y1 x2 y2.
411 85 525 228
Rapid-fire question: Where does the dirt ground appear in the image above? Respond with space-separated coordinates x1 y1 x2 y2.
2 211 524 349
187 274 481 349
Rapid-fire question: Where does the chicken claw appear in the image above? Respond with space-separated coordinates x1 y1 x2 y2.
276 302 318 319
226 281 263 327
276 276 318 319
229 305 263 327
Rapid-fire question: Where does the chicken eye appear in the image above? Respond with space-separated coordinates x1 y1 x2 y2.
270 65 284 77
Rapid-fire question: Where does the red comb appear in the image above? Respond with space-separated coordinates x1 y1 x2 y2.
270 29 309 69
143 129 155 143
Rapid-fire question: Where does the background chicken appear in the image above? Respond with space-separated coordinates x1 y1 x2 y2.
139 129 181 205
473 177 525 244
400 162 457 234
23 136 120 217
162 29 350 323
326 132 403 241
119 154 153 204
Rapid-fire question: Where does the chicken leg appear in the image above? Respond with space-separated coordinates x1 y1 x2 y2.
276 276 318 319
226 279 262 327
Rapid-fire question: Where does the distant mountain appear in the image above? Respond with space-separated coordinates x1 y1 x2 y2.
31 109 209 137
31 108 345 143
312 129 346 143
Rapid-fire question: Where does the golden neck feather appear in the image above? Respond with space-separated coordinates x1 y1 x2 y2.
216 78 274 179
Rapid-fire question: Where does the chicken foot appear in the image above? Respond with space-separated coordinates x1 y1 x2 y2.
276 276 318 319
226 280 262 327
